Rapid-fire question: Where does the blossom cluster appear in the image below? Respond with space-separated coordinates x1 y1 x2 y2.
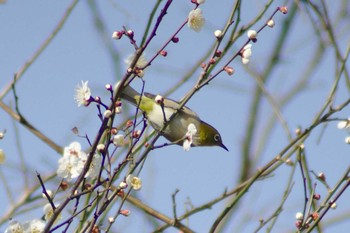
5 204 60 233
57 142 101 181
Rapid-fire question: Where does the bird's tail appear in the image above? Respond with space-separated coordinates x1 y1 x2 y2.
116 81 140 106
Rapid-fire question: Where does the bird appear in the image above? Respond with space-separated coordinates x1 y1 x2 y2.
118 83 228 151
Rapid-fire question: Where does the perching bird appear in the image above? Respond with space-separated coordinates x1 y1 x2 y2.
119 83 228 151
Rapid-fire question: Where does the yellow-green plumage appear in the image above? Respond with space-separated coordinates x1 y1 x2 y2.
120 83 228 151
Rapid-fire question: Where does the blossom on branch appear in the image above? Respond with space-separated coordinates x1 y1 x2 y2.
188 8 205 32
56 142 101 181
5 219 46 233
126 175 142 191
241 44 253 64
74 81 92 107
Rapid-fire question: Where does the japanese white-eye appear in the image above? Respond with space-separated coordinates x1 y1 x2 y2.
119 84 228 151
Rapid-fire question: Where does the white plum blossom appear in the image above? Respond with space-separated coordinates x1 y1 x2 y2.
81 153 102 180
74 81 91 107
57 142 101 181
113 134 125 147
183 123 197 151
197 0 205 4
241 44 252 64
5 220 23 233
126 175 142 191
57 142 85 181
5 219 45 233
22 219 45 233
119 181 127 189
187 8 205 32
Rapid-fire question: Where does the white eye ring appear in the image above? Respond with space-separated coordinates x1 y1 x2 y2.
214 134 220 142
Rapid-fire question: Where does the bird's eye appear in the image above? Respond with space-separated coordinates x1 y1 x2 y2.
214 134 220 142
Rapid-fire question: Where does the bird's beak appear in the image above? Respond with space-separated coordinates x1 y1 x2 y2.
220 143 229 151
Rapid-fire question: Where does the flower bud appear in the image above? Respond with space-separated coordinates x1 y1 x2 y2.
345 136 350 144
330 202 337 209
247 30 257 40
103 110 112 118
126 30 134 38
311 212 319 220
60 181 69 191
132 130 141 138
267 19 275 28
92 225 100 233
317 172 326 182
97 144 105 152
295 220 302 229
0 130 5 139
112 31 124 40
214 30 223 38
295 212 303 220
126 120 133 128
278 6 288 14
171 37 179 43
111 128 118 135
105 84 113 91
155 95 164 104
119 181 127 189
215 50 222 57
224 66 235 76
120 209 130 216
313 194 321 200
159 50 167 57
94 96 101 103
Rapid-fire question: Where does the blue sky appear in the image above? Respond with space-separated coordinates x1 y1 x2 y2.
1 0 349 232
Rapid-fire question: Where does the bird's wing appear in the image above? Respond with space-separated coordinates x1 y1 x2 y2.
144 92 199 118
